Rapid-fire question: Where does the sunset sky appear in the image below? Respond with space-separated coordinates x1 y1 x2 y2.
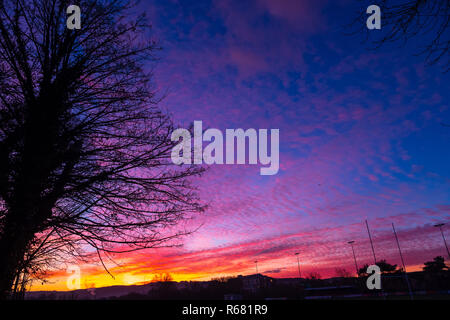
32 0 449 291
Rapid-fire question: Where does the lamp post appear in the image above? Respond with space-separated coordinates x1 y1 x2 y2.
347 241 359 277
254 260 258 274
295 253 301 279
434 223 450 259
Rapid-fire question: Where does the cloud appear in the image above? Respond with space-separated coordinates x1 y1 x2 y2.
31 0 450 290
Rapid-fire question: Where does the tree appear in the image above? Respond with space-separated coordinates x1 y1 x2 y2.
0 0 204 298
306 272 322 280
152 272 174 283
151 272 176 298
350 0 450 72
334 267 352 278
375 260 400 273
358 260 400 276
423 256 449 273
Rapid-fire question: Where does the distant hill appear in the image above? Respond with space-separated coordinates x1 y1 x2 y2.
26 282 158 300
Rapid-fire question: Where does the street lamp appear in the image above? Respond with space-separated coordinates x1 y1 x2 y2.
347 241 359 277
434 223 450 259
254 260 258 274
295 253 301 279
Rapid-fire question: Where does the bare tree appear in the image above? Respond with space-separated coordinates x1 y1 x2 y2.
334 267 352 278
350 0 450 71
151 272 174 283
0 0 204 298
306 272 322 280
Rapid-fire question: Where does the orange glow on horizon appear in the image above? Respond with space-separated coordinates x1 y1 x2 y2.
29 261 428 292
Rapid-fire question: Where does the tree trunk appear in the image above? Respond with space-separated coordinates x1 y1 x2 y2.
0 219 33 299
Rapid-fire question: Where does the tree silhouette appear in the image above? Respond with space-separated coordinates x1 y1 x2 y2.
151 272 174 283
334 267 352 278
306 272 322 280
358 260 400 276
0 0 204 298
423 256 449 273
350 0 450 71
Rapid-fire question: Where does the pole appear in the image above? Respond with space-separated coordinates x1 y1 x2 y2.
439 227 450 259
365 220 386 298
348 241 359 276
392 223 413 300
295 253 301 279
254 260 260 290
435 224 450 259
365 220 377 265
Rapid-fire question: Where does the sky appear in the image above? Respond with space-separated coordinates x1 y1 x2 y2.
32 0 449 291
